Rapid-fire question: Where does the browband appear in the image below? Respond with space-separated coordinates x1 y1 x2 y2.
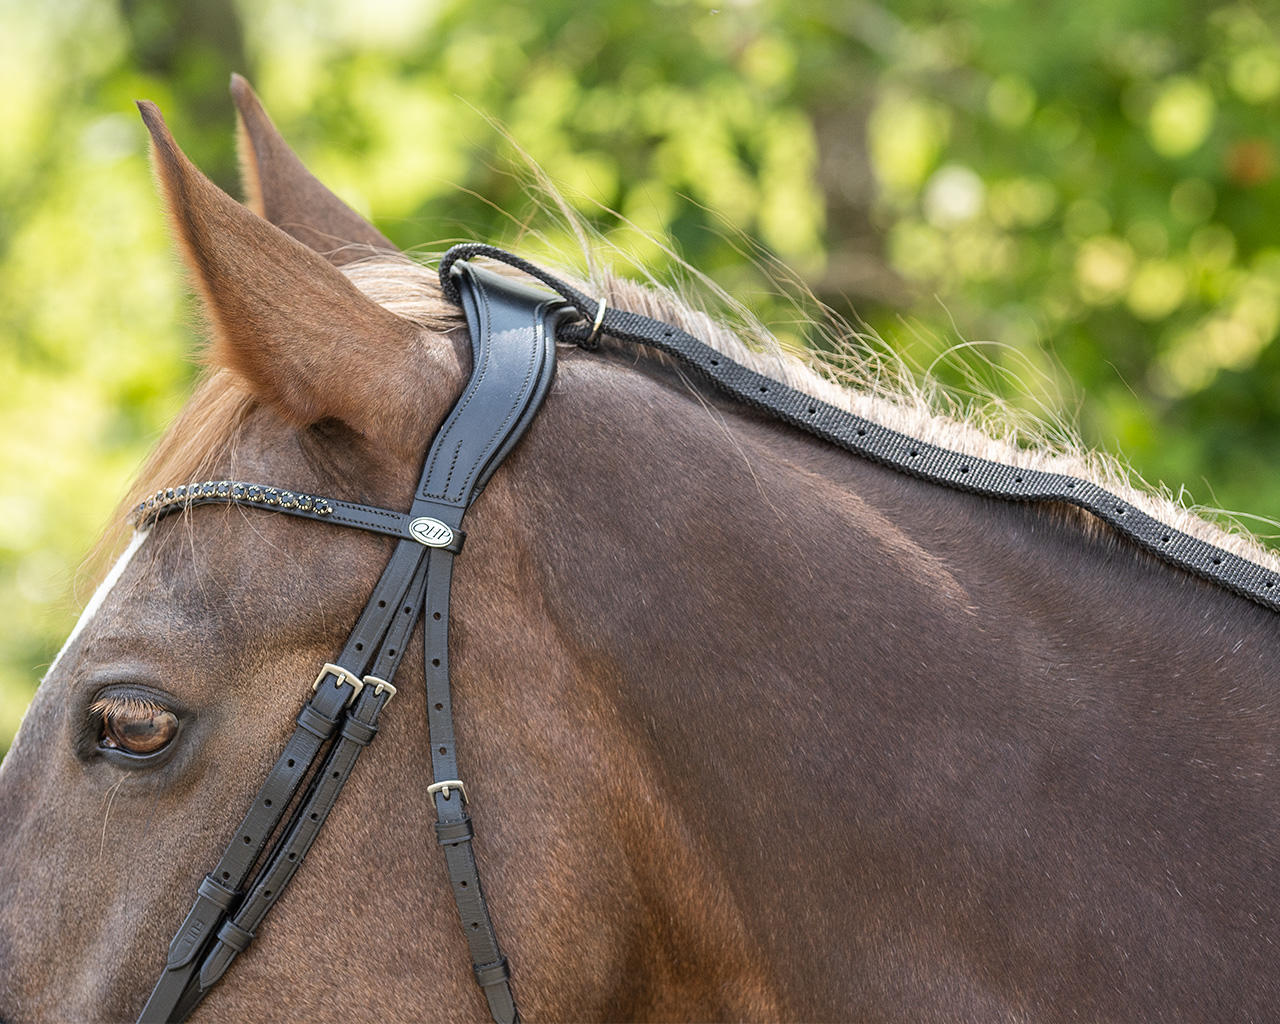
133 481 466 550
138 264 564 1023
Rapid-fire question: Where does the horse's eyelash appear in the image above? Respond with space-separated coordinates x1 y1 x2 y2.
89 695 167 720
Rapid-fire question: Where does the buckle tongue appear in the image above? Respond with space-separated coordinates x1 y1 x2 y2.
362 674 397 701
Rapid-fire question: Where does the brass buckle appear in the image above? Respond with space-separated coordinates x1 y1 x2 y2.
312 662 363 706
362 674 397 702
427 779 468 803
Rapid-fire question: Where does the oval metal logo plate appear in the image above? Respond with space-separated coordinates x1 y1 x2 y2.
409 516 455 548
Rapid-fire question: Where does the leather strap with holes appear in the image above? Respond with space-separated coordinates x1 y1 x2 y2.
138 545 430 1022
425 547 516 1021
138 266 562 1023
411 265 562 1024
177 563 428 1015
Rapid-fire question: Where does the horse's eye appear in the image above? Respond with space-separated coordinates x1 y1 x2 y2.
96 699 179 756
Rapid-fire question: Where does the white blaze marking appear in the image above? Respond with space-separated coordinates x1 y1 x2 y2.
44 530 149 679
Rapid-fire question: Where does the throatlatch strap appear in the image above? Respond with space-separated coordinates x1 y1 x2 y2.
426 549 516 1022
139 265 560 1024
440 243 1280 615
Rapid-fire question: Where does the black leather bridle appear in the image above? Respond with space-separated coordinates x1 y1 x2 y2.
134 244 1280 1024
137 263 563 1023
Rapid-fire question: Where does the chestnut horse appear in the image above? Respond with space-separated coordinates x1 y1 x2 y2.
2 78 1279 1023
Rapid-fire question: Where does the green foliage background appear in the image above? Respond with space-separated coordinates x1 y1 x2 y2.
4 0 1280 751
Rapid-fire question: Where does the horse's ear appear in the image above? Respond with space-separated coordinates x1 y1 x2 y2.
137 100 439 454
229 73 397 266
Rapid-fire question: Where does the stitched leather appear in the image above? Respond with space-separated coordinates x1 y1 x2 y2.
421 267 559 506
414 265 562 1024
425 548 517 1024
141 234 1280 1022
189 561 428 999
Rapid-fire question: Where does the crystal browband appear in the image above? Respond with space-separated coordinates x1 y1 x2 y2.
133 480 333 525
131 479 465 552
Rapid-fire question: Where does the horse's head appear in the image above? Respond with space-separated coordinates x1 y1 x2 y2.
0 81 476 1019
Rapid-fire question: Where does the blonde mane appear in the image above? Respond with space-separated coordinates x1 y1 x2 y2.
103 245 1280 578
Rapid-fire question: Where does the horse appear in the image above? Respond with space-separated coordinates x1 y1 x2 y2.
2 74 1279 1023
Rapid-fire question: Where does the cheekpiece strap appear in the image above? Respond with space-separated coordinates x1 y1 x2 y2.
413 263 564 1024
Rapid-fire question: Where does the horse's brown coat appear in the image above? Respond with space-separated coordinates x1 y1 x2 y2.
1 80 1279 1023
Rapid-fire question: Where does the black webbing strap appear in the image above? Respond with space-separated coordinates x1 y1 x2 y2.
440 244 1280 614
139 265 561 1023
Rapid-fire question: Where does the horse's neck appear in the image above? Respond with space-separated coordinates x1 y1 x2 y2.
523 349 1280 721
490 348 1280 1018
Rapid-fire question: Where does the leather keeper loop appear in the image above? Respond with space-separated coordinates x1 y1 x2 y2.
435 818 474 846
474 956 510 988
296 702 338 740
216 918 255 953
340 717 378 746
197 873 239 910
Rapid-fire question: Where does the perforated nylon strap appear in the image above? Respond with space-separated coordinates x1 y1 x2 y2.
139 266 561 1024
440 244 1280 614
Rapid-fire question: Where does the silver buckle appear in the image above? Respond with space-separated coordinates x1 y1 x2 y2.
427 779 468 803
362 674 397 702
312 662 363 706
